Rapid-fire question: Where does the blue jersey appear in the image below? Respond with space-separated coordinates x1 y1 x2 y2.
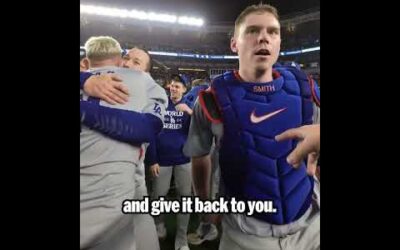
182 84 209 108
145 97 191 166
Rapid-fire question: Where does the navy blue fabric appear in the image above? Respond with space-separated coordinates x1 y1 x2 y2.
145 97 191 166
80 99 162 145
182 84 209 108
211 67 314 225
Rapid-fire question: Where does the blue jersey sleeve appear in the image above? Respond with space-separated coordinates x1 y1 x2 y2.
80 71 92 89
80 99 163 144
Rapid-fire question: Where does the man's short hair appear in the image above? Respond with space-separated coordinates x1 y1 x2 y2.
234 3 279 36
84 36 122 61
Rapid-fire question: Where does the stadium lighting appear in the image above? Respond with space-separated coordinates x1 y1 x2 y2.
301 46 320 53
223 55 239 59
178 16 204 26
80 4 203 27
178 68 206 72
148 12 177 23
80 46 319 60
148 51 179 57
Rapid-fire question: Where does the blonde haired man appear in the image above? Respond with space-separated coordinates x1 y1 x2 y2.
80 36 168 250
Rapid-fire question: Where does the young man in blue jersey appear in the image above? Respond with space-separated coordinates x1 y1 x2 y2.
183 3 320 250
145 75 193 250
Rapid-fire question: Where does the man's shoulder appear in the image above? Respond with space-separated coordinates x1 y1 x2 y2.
114 68 148 78
114 68 156 89
212 70 234 82
90 66 148 79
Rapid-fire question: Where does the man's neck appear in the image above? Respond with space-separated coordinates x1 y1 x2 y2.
89 59 120 69
238 67 273 83
171 96 182 104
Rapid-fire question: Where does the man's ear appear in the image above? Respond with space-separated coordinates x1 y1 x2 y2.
230 37 238 53
81 58 89 71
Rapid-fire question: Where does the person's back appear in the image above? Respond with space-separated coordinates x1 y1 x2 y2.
81 67 149 165
80 67 154 249
80 36 167 250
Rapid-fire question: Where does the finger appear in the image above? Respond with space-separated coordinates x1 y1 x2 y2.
114 83 130 96
275 128 302 142
291 161 301 169
104 90 125 104
109 86 129 103
153 170 159 178
109 74 123 82
101 93 117 105
306 153 318 176
155 167 160 177
287 140 315 166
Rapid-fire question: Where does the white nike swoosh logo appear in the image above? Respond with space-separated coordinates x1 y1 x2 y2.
250 108 286 124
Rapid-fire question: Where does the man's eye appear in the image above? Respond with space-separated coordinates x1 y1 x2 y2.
248 28 258 34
